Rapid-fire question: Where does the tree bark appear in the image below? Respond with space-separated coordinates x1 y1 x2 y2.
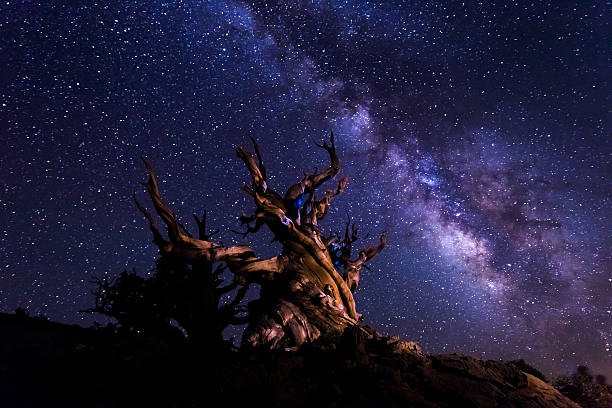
234 134 386 349
134 134 386 350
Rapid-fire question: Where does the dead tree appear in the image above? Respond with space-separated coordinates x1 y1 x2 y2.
128 133 386 350
233 133 386 349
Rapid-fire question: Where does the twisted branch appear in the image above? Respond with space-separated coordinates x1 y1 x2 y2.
343 232 387 293
285 132 340 200
138 158 254 263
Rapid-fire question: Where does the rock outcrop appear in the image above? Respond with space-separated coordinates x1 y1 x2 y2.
229 325 579 407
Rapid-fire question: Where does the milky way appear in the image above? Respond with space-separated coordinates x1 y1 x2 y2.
1 1 610 378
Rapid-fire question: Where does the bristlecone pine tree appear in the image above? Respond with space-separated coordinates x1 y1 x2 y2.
100 133 386 350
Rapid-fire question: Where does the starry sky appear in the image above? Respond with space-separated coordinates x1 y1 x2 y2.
1 0 611 378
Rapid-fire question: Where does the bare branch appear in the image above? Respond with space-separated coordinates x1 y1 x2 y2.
343 232 387 293
306 176 348 224
139 158 254 263
360 231 388 262
140 158 182 242
309 131 340 188
230 217 265 238
237 146 287 220
133 193 167 249
250 136 267 181
218 284 250 320
285 132 341 200
216 279 239 296
213 263 226 280
228 284 249 311
193 210 221 241
236 147 267 193
178 221 193 238
193 210 207 240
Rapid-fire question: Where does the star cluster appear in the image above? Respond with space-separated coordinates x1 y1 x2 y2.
1 1 610 378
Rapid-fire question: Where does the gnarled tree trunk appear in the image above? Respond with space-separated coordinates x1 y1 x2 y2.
135 133 386 350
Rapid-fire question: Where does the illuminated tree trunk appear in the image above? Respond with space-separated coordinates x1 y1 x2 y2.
135 133 386 350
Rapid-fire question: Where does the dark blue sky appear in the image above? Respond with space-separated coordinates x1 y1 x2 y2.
1 0 610 378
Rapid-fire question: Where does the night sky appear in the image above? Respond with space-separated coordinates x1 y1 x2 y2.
1 1 610 378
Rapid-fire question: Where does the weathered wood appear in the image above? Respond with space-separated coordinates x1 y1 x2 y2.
343 232 388 293
139 158 254 263
234 133 385 349
124 134 386 350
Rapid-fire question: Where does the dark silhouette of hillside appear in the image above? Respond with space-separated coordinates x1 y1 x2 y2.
0 311 586 408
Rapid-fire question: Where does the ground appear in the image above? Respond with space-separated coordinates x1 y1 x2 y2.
0 312 582 408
